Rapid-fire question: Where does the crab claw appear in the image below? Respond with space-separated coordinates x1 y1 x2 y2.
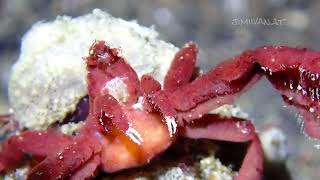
183 114 263 180
93 94 130 134
84 40 142 136
85 40 140 105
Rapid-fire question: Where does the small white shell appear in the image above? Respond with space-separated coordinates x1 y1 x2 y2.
9 9 178 130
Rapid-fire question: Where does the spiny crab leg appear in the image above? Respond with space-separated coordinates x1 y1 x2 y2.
164 42 198 92
183 114 263 180
140 75 161 94
27 135 102 180
170 46 320 139
237 135 263 180
140 42 197 95
70 154 101 180
93 94 130 134
170 51 261 121
141 42 262 180
0 130 73 171
144 42 198 133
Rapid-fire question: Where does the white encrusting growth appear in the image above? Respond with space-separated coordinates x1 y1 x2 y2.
59 122 84 135
164 116 178 137
157 167 194 180
199 156 234 180
211 104 248 119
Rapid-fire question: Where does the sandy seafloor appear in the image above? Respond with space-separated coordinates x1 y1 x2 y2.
1 0 320 179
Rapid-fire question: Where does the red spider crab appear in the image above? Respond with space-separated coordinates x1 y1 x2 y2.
0 40 320 179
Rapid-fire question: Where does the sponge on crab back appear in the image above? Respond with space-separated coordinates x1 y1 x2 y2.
8 9 178 130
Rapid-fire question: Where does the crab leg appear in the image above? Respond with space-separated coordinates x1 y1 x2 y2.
27 135 101 180
236 135 263 180
140 74 161 94
170 50 259 112
0 130 73 172
143 42 198 130
70 154 101 180
299 109 320 138
171 46 320 138
85 41 141 135
183 114 263 180
85 40 140 105
141 42 197 95
184 114 256 141
164 42 198 92
92 94 130 133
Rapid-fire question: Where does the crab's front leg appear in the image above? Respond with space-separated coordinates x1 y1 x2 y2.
82 41 174 173
0 132 101 180
183 114 263 180
84 40 142 135
0 130 74 172
144 42 198 128
163 42 198 92
27 135 102 180
169 46 320 139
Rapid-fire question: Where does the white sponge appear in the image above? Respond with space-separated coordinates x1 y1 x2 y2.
9 9 178 130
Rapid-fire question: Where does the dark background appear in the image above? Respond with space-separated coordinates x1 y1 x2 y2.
1 0 320 179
